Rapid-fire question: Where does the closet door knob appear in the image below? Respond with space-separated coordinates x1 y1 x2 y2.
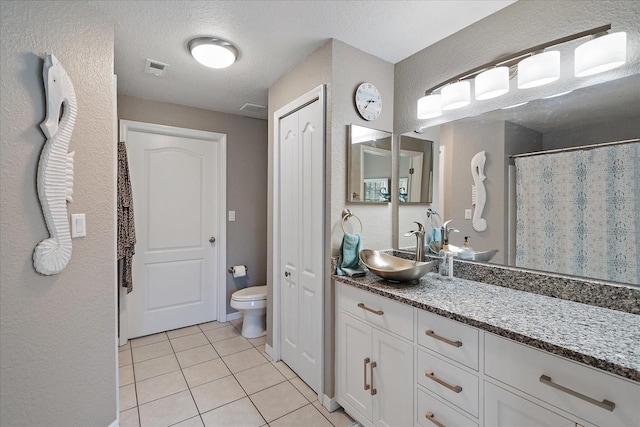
209 237 216 243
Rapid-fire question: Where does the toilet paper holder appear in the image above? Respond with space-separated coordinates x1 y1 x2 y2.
228 265 248 274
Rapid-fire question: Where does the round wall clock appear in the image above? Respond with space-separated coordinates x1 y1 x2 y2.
355 82 382 121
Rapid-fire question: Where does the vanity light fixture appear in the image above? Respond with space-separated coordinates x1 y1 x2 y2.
416 24 626 120
417 94 442 119
441 81 471 110
575 32 627 77
517 50 560 89
188 37 239 69
475 66 510 100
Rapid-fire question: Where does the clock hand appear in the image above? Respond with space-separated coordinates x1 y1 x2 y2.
363 99 374 109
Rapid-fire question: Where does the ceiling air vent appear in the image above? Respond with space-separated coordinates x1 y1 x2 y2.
239 102 267 113
144 59 169 76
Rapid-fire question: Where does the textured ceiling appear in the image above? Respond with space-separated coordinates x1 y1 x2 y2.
91 0 515 119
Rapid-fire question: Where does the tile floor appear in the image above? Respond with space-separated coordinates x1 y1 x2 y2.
118 318 355 427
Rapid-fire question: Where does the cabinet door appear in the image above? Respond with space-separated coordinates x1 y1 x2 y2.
485 382 575 427
372 329 414 427
339 313 373 420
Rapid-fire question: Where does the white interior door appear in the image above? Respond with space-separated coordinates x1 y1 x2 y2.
121 120 226 338
279 97 324 393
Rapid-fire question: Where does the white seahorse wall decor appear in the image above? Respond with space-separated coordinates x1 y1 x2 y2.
33 53 76 275
471 150 488 232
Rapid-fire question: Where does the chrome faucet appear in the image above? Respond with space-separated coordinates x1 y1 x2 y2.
441 220 459 246
404 221 426 262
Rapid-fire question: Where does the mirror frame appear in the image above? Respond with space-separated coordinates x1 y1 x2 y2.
347 124 393 204
398 134 435 204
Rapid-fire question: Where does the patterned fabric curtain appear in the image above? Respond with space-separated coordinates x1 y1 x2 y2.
515 142 639 284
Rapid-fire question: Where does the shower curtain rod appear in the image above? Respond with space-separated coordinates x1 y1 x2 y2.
510 138 640 159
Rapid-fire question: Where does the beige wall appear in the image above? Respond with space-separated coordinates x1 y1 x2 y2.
442 119 506 262
117 95 268 314
0 2 116 425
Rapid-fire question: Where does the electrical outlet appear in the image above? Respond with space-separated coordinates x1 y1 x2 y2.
465 209 472 220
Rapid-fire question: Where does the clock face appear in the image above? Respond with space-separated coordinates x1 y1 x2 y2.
355 82 382 121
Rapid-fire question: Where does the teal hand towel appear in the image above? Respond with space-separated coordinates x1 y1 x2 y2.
336 232 366 277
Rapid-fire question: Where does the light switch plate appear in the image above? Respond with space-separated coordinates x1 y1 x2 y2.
71 213 86 237
465 209 472 220
228 211 236 222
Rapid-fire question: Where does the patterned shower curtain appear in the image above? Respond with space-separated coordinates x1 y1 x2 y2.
515 142 640 284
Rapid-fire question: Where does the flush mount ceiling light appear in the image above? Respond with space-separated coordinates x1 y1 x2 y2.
442 81 471 110
475 66 510 100
416 24 620 120
518 50 560 89
188 37 239 69
417 94 442 119
575 32 627 77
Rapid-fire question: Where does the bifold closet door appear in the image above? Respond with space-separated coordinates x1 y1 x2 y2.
279 99 324 393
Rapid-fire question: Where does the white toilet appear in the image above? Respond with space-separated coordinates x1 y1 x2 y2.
230 285 267 338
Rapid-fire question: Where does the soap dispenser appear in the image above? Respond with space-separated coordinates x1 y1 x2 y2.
438 239 454 280
458 236 476 260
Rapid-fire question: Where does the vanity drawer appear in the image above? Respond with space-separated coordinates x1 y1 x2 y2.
417 349 479 417
339 284 413 340
485 333 640 427
417 388 478 427
417 310 479 370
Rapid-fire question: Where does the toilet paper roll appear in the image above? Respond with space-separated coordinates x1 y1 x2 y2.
232 265 246 278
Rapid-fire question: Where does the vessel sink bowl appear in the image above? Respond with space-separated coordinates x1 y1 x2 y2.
428 242 498 263
359 249 438 282
473 249 499 262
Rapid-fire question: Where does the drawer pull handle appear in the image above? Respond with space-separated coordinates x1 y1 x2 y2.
425 411 446 427
357 303 384 316
425 330 462 347
539 375 615 412
370 361 377 395
425 370 462 393
363 358 370 391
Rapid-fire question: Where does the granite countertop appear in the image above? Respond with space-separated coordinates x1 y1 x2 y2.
333 272 640 383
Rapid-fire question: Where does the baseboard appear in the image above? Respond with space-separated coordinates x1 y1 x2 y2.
225 311 242 322
322 394 341 412
265 343 275 360
108 418 118 427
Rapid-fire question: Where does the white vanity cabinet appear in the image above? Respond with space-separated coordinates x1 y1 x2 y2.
485 333 640 427
484 381 575 427
335 281 640 427
337 285 414 427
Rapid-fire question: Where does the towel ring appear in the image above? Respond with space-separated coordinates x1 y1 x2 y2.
341 209 363 234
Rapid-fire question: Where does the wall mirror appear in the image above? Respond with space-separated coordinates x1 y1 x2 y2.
347 124 393 203
398 134 434 203
404 72 639 286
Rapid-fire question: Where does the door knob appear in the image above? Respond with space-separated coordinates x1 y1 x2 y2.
209 237 216 243
285 271 290 277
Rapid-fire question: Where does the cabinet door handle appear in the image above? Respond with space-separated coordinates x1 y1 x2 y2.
357 303 383 316
539 375 615 412
425 330 462 347
425 370 462 393
363 358 370 391
370 361 377 395
425 411 446 427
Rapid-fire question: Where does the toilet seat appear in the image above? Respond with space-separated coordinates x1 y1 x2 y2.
231 285 267 301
